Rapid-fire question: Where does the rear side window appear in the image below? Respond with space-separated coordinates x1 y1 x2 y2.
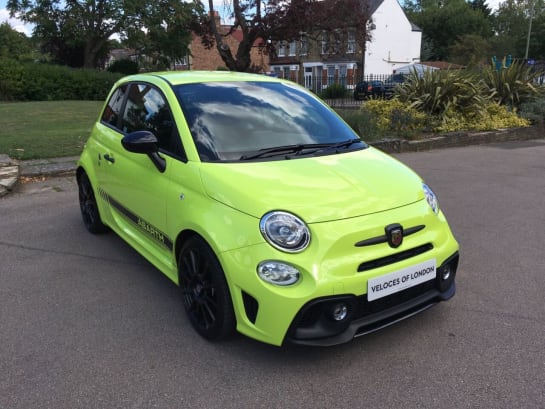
101 85 128 127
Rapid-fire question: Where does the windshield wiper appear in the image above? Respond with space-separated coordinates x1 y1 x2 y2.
239 139 363 161
240 143 333 160
310 138 363 154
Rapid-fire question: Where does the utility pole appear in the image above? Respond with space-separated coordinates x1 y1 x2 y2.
525 0 535 60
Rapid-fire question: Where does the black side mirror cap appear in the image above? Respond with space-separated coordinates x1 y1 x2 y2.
122 131 159 154
121 131 166 173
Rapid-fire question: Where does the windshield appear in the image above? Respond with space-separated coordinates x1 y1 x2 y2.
173 81 366 162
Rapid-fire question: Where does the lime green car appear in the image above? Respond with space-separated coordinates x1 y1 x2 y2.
77 71 459 346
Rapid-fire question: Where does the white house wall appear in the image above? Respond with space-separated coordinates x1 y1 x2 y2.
366 0 422 75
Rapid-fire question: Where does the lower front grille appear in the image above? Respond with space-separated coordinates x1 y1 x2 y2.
285 252 458 346
354 280 436 318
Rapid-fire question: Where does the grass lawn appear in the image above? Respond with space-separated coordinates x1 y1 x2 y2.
0 100 103 160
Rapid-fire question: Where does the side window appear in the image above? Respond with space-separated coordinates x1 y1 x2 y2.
101 85 128 128
121 84 182 157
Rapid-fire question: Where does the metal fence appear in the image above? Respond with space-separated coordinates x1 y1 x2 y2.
275 74 404 108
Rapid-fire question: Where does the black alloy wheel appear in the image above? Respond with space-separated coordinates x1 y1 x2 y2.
77 171 108 234
178 236 235 340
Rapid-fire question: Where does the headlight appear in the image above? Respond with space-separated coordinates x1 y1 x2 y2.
259 211 310 252
423 184 439 214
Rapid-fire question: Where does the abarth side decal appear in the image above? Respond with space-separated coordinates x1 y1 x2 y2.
98 188 173 251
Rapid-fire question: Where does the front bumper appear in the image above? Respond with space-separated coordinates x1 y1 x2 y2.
220 200 459 347
284 252 458 346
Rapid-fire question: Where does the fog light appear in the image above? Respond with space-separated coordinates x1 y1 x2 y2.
331 303 349 321
441 265 452 281
257 261 300 286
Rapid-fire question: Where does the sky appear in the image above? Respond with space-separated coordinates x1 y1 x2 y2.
0 0 33 36
0 0 505 38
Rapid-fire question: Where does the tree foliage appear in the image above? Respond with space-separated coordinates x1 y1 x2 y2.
491 0 545 60
125 0 206 70
404 0 545 62
0 22 35 61
449 34 493 68
7 0 202 69
404 0 493 61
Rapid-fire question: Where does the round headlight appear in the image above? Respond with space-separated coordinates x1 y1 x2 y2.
423 184 439 214
260 211 310 252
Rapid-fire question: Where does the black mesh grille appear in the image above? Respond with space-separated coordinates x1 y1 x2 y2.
357 243 433 272
354 280 436 319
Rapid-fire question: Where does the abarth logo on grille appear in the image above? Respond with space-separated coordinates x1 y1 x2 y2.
385 224 404 248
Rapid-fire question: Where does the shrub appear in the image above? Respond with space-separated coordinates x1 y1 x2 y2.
518 96 545 125
107 59 139 75
320 83 347 99
0 59 122 101
338 108 382 140
435 103 529 133
359 99 428 138
396 68 489 120
0 58 24 100
481 62 542 108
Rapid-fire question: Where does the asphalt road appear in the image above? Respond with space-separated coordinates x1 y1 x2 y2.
1 140 544 409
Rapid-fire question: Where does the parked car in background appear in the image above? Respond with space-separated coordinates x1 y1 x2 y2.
353 80 386 100
77 71 459 347
383 74 407 98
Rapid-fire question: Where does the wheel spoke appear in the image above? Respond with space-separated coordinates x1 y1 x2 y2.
189 250 199 277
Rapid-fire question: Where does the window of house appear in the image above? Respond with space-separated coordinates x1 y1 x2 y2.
300 35 309 56
282 66 290 79
347 30 356 54
289 41 297 56
339 65 347 86
278 42 287 57
321 32 329 54
333 30 342 53
327 65 335 85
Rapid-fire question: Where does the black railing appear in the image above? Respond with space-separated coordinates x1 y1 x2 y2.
270 74 406 107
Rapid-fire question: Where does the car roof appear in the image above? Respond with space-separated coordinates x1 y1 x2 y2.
120 71 284 86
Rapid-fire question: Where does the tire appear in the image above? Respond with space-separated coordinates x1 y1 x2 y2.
178 236 235 340
77 171 108 234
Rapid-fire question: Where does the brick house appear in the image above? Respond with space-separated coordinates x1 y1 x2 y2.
177 12 270 72
268 0 422 91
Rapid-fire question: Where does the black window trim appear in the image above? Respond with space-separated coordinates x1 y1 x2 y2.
100 80 187 163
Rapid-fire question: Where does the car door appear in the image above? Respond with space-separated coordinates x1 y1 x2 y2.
98 82 186 270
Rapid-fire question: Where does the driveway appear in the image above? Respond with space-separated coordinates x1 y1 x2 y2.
1 140 544 408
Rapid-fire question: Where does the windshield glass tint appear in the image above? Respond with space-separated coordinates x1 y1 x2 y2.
174 81 365 162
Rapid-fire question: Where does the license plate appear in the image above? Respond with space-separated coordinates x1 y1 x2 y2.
367 259 436 301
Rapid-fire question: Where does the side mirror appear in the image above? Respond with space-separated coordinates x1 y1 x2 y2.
121 131 166 173
122 131 158 154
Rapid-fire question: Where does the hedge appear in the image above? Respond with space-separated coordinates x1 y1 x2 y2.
0 58 122 101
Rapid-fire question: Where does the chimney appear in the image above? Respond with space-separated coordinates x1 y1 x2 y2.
209 10 221 26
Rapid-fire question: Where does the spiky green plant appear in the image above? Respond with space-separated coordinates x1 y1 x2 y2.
481 62 542 108
395 68 490 120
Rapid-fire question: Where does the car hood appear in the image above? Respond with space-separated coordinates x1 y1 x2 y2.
199 147 424 223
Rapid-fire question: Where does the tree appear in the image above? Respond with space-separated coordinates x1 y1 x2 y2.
193 0 372 72
491 0 545 60
404 0 494 61
7 0 201 69
0 22 34 60
449 33 493 67
125 0 205 70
